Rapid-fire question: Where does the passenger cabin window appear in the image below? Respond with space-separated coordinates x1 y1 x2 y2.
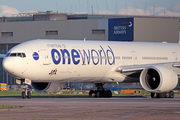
6 53 26 58
10 53 16 57
5 53 10 57
22 53 26 57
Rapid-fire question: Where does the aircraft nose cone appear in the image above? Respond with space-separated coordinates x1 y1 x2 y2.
3 58 14 73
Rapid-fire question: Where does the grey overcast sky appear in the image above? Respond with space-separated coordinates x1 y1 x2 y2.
0 0 180 17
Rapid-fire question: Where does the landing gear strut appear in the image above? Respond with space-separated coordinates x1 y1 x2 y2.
22 88 31 99
89 83 112 98
16 79 32 99
151 90 174 98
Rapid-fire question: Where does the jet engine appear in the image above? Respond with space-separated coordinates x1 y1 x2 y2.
140 65 178 93
31 81 65 93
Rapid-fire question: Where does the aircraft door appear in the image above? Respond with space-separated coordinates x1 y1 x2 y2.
172 52 178 61
41 50 49 65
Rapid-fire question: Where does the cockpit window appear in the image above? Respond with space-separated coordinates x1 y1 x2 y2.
22 53 26 57
10 53 16 56
17 53 21 57
6 53 26 58
5 53 10 57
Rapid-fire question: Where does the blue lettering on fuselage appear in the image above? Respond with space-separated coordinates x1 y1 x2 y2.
51 45 115 65
71 49 80 65
51 49 61 65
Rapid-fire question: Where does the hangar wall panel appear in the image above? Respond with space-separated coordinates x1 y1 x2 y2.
0 19 107 44
134 18 179 43
98 19 108 29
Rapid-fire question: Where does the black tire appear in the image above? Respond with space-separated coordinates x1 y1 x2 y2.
22 91 26 99
151 93 155 98
104 91 108 98
107 90 112 98
169 91 174 98
27 91 31 99
158 93 165 98
89 90 94 98
96 91 100 98
99 91 103 98
165 92 170 98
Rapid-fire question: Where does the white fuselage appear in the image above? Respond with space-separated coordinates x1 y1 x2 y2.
3 39 180 83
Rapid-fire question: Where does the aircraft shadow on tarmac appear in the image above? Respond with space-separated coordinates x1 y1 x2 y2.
0 95 147 98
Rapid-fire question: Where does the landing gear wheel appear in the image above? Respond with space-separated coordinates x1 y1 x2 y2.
169 91 174 98
151 91 174 99
165 92 170 98
89 90 96 98
27 91 31 99
22 91 26 99
158 93 165 98
89 90 93 98
104 91 108 98
151 93 156 98
92 83 113 98
96 91 100 98
107 90 112 98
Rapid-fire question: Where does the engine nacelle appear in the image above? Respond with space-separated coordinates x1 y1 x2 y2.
31 81 65 93
140 65 178 93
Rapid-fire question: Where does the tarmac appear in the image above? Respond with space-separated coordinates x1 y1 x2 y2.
0 95 180 120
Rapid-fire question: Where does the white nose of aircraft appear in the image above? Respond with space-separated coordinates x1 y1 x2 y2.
3 58 14 73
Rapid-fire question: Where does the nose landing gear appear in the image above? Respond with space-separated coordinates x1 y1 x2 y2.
16 79 32 99
21 88 31 99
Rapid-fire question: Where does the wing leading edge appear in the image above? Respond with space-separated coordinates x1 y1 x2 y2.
115 62 180 76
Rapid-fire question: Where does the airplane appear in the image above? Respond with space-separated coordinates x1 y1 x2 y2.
1 39 180 99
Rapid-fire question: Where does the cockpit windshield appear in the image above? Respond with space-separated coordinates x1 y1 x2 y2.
6 53 26 58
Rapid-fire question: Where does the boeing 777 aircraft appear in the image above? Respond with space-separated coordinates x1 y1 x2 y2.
2 39 180 99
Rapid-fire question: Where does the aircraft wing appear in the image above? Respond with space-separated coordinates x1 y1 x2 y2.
116 64 145 73
0 54 5 58
115 62 180 76
172 62 180 68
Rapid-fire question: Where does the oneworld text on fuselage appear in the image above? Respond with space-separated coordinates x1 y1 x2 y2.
51 45 115 65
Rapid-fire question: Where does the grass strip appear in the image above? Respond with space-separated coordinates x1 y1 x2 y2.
0 104 20 109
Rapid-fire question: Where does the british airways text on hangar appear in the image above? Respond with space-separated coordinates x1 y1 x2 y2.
108 18 134 41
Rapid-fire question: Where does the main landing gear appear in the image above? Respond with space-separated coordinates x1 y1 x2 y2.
151 90 174 98
21 88 31 99
89 83 112 98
